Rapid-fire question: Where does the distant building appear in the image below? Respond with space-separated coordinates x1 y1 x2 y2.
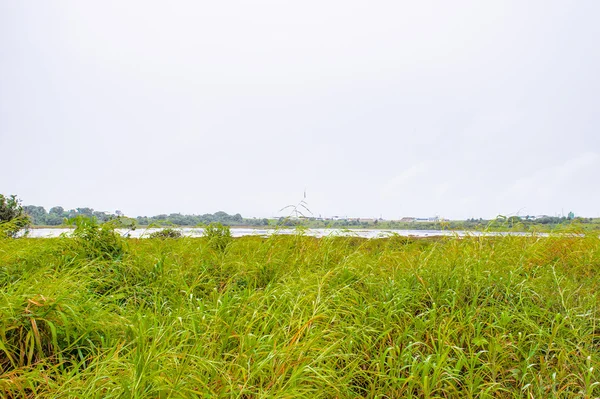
414 216 442 222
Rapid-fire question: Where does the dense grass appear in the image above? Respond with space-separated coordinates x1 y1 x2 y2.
0 230 599 398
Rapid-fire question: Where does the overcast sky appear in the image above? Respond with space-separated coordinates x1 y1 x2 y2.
1 1 599 219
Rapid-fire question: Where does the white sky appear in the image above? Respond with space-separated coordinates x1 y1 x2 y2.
1 1 599 219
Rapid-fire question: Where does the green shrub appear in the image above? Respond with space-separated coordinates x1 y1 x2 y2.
0 194 30 238
148 228 183 239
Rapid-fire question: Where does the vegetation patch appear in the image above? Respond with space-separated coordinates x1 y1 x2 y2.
0 226 598 397
147 228 183 239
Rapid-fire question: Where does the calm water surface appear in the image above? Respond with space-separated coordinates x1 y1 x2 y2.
27 228 539 239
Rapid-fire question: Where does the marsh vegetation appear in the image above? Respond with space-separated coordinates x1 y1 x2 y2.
0 220 598 398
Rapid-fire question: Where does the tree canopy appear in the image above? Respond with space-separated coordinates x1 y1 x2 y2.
0 194 30 237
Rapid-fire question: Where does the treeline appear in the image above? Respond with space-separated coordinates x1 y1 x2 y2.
136 212 269 227
23 206 115 226
527 216 595 224
23 206 269 227
22 203 599 230
277 215 600 231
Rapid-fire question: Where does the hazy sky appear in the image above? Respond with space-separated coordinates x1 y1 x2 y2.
2 1 599 219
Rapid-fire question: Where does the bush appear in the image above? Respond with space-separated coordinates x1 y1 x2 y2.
0 194 30 238
148 228 183 239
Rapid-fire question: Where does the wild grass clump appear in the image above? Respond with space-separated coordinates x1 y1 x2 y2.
67 216 125 260
0 217 30 239
0 230 598 398
203 222 232 251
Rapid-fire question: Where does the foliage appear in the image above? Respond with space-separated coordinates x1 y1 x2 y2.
23 203 269 227
0 233 598 397
147 228 183 239
20 201 600 232
67 216 126 260
203 222 232 251
23 205 119 226
0 194 30 238
136 211 264 227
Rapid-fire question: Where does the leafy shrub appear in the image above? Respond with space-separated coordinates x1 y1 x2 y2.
203 222 232 251
0 194 30 238
148 228 183 239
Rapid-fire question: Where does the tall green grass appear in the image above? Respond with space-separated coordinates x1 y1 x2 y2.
0 229 598 398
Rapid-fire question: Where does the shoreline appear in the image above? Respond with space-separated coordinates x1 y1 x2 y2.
24 227 578 239
26 225 591 234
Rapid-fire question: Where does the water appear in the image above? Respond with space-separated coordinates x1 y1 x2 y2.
26 227 540 239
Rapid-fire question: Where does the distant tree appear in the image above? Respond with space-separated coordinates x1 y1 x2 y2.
23 205 47 225
136 216 149 225
46 214 64 226
93 211 111 222
77 207 94 217
49 206 65 216
66 209 78 219
214 211 229 219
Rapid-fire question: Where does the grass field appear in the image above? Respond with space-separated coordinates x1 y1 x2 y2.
0 225 599 398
